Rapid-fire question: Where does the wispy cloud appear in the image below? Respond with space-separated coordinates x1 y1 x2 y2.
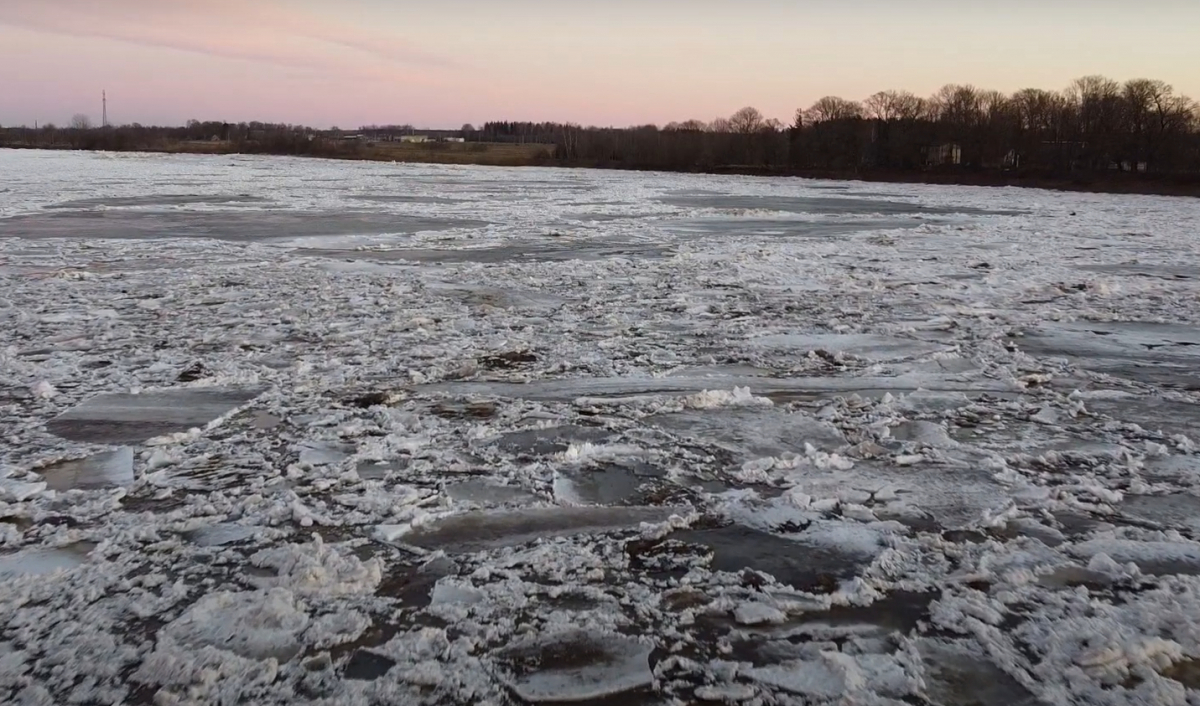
0 1 457 78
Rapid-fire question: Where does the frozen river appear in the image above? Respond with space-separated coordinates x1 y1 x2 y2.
4 148 1200 705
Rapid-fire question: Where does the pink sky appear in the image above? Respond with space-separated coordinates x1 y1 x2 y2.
3 0 1199 129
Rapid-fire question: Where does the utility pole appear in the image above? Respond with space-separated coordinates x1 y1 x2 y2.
102 90 108 128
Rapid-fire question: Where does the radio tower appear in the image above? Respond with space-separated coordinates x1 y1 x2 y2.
102 90 108 128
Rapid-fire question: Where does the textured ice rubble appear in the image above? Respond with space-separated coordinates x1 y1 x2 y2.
7 153 1200 705
45 387 263 444
414 374 1017 401
249 535 382 595
379 505 686 552
746 652 917 700
496 630 654 703
744 333 948 361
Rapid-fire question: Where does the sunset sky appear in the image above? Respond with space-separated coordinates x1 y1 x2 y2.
2 0 1198 129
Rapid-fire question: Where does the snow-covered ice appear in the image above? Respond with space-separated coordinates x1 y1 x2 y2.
4 148 1200 704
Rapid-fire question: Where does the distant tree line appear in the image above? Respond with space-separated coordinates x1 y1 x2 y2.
477 76 1200 176
0 119 366 158
4 75 1198 187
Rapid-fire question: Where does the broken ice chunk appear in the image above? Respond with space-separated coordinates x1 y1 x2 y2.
157 587 309 661
249 535 382 595
734 602 787 626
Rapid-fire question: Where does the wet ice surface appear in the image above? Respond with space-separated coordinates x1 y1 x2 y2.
1 209 484 242
44 387 264 444
4 149 1200 705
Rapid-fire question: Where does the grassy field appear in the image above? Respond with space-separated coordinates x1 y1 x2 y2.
365 141 555 166
155 139 555 167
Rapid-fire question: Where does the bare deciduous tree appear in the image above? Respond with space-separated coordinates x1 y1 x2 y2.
864 91 922 121
805 97 862 123
728 106 765 134
708 117 732 133
70 114 93 130
664 119 707 132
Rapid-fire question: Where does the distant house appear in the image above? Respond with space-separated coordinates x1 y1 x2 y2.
400 135 429 143
925 143 961 166
444 137 466 143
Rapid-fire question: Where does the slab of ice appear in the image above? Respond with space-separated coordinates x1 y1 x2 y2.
0 545 90 581
446 479 537 506
651 409 846 459
554 462 661 506
497 630 654 703
296 441 354 467
185 523 260 548
1016 322 1200 388
672 525 878 592
695 684 757 702
917 639 1042 706
46 388 263 444
784 591 938 639
1119 494 1200 533
388 505 685 553
35 447 134 492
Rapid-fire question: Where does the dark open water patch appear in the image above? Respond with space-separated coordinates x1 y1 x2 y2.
292 241 669 264
2 210 485 242
43 194 270 209
660 193 1024 217
663 217 927 238
348 194 461 205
